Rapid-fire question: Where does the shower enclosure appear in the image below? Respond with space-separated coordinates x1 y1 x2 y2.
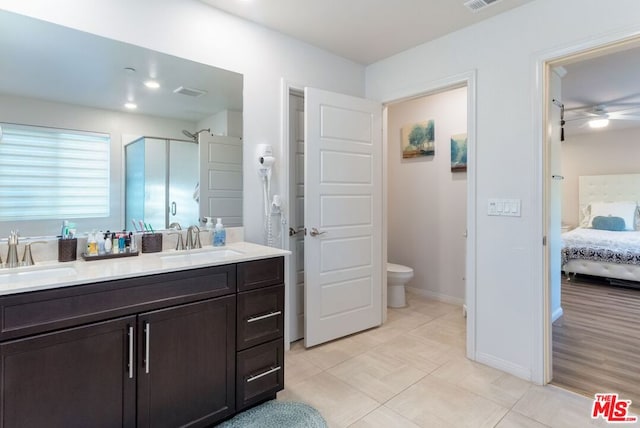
125 136 199 230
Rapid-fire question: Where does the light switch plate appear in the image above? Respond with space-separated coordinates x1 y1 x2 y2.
488 198 521 217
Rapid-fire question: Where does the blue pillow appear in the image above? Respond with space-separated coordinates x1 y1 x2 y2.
592 216 626 231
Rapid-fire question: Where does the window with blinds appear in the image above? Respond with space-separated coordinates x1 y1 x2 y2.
0 123 110 221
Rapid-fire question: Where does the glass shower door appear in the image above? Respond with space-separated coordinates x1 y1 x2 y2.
168 140 199 228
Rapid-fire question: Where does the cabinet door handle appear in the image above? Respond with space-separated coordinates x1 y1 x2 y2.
144 322 150 374
247 311 282 323
128 326 134 379
246 366 281 383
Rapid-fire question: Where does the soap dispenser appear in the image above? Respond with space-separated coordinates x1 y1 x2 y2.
213 218 226 247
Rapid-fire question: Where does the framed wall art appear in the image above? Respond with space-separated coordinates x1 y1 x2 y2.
450 133 467 172
401 120 435 159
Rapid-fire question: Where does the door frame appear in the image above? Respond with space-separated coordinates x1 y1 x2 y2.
535 28 640 384
379 70 477 360
281 79 305 349
280 71 478 360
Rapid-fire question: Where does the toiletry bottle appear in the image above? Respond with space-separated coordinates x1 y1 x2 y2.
129 231 137 252
97 231 105 254
118 233 126 253
88 232 98 256
112 232 119 254
213 218 226 247
104 232 112 253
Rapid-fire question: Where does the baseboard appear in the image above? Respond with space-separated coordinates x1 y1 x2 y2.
476 351 532 381
406 286 464 306
551 306 563 323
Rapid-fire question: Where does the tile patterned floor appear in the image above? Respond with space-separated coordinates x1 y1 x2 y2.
278 292 639 427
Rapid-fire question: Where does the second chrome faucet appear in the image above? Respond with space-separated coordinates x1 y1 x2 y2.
185 225 202 250
3 231 46 268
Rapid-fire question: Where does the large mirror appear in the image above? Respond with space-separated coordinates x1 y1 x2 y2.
0 10 243 237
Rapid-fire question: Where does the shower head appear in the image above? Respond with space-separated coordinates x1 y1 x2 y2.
182 128 210 140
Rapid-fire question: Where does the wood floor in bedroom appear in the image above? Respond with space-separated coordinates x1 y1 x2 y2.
552 275 640 408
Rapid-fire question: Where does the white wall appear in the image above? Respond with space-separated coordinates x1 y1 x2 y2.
561 126 640 227
367 0 640 381
0 93 195 236
0 0 366 244
198 110 243 138
387 87 467 303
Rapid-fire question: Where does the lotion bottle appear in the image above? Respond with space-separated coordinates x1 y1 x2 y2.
213 218 226 247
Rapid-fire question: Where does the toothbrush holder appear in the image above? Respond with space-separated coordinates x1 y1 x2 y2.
58 238 78 262
141 233 163 253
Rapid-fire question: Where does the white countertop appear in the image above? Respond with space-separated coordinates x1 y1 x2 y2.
0 241 290 296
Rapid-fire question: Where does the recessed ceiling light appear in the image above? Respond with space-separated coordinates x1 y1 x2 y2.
144 80 160 89
124 102 138 109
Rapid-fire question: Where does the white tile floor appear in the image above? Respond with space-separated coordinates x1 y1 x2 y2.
278 292 638 427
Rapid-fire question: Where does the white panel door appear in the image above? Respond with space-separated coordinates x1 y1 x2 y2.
198 134 243 227
304 87 382 347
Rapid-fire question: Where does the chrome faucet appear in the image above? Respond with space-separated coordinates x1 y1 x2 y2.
168 232 185 251
185 225 202 250
5 230 19 268
21 241 46 267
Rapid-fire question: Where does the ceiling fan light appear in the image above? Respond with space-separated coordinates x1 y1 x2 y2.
589 118 609 128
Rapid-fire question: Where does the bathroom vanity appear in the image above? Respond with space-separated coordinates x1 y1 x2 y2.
0 243 286 428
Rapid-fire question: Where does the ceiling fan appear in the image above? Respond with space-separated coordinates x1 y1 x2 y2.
565 104 640 128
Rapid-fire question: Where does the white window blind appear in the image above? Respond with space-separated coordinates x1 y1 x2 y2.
0 123 110 221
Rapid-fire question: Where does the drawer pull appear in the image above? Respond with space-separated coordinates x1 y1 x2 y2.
144 322 150 374
128 326 134 379
246 366 282 383
247 311 282 323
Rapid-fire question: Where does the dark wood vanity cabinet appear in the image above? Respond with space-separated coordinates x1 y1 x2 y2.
235 258 285 411
136 296 236 428
0 256 285 428
0 316 137 428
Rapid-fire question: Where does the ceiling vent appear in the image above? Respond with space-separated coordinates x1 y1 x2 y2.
464 0 501 12
173 86 207 97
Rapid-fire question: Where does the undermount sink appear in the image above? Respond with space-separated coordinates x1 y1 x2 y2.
159 248 244 264
0 266 78 285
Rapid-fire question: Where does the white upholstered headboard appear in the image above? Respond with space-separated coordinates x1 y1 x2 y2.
578 174 640 225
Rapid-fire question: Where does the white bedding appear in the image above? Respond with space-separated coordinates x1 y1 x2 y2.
564 174 640 282
561 227 640 281
562 227 640 255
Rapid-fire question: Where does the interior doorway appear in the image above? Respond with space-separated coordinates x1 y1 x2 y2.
282 71 477 360
542 34 640 398
385 87 468 310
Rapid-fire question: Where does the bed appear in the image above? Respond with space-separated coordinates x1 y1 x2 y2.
561 174 640 284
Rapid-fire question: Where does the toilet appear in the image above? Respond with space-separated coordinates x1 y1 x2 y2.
387 263 414 308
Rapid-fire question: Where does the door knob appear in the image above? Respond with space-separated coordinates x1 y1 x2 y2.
309 227 326 237
289 226 305 236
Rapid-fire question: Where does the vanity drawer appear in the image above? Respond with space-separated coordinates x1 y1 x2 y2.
0 264 236 341
237 285 284 351
236 339 284 411
237 257 284 292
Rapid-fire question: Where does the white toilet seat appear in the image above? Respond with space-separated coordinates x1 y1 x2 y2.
387 263 413 274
